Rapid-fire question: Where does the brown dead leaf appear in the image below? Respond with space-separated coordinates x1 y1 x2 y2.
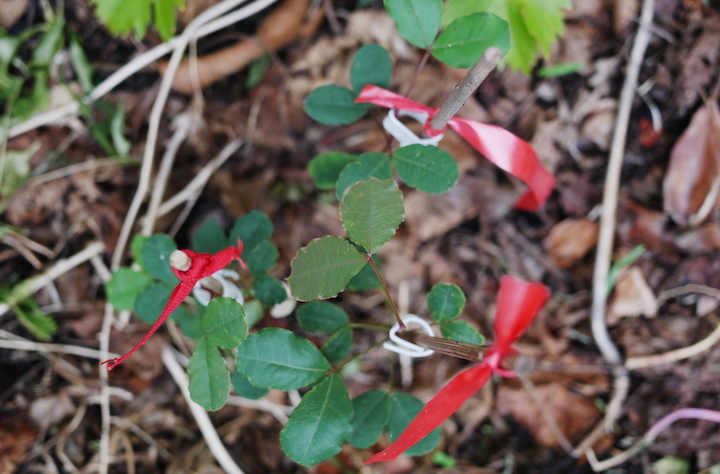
496 382 601 447
543 218 599 268
608 267 658 325
403 186 476 243
582 110 616 151
676 26 720 115
663 103 720 227
612 0 639 33
0 412 36 474
0 0 28 28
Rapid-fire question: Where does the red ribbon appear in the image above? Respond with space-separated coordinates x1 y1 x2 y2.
365 275 550 464
355 85 555 211
102 240 247 371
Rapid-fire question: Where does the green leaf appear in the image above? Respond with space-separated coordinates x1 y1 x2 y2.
244 239 279 275
432 13 510 68
387 392 441 455
607 244 646 298
296 301 349 333
69 32 93 93
14 299 57 341
308 152 358 190
243 299 265 328
33 15 64 67
236 328 331 390
427 283 466 322
253 274 287 307
340 178 405 255
537 61 586 78
440 320 485 345
304 85 369 126
384 0 442 48
188 338 230 411
347 390 390 449
110 102 131 156
392 144 459 194
154 0 180 41
245 54 272 89
0 142 40 197
517 0 570 56
441 0 501 27
335 152 393 201
130 234 150 270
106 267 153 311
140 234 179 283
351 44 392 93
288 236 366 301
171 304 204 339
280 374 353 466
192 219 228 254
229 210 273 252
231 369 268 400
134 282 175 323
202 297 247 349
321 326 352 364
91 0 152 39
346 255 382 291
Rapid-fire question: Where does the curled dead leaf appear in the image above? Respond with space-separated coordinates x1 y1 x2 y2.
543 218 599 268
608 267 658 325
663 103 720 227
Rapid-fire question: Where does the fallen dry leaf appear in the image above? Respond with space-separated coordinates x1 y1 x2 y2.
608 267 658 325
0 0 27 28
613 0 639 33
403 186 477 243
663 103 720 227
543 218 599 268
496 381 601 447
675 25 720 115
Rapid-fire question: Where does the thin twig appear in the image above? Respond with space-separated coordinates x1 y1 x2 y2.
626 315 720 369
162 347 246 474
0 329 119 360
429 47 503 131
576 0 655 457
587 408 720 471
226 395 292 423
140 114 192 235
656 283 720 307
0 241 104 315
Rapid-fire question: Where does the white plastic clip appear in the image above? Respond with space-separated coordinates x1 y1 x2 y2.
382 314 435 358
193 269 244 306
383 110 444 147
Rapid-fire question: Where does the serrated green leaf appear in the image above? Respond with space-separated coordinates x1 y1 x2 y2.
347 390 390 449
387 392 441 455
441 0 503 27
244 239 279 275
304 85 370 125
106 267 153 311
188 338 230 411
288 236 366 301
393 144 459 194
192 218 228 254
336 152 393 200
351 44 392 93
154 0 179 41
228 210 274 252
280 374 353 466
134 281 175 323
140 234 179 283
308 152 358 190
517 0 570 56
321 326 352 364
340 178 404 255
231 369 268 400
504 3 538 75
202 297 247 349
432 13 510 68
14 299 57 341
384 0 442 48
296 301 350 333
440 320 485 345
253 274 286 307
236 328 331 390
91 0 152 39
346 255 382 291
427 283 466 322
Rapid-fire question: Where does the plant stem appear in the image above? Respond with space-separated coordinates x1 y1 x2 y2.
329 337 388 373
366 253 404 329
429 46 503 131
403 48 432 98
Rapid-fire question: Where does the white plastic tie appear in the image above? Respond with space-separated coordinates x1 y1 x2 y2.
382 110 444 147
382 314 435 358
193 269 244 306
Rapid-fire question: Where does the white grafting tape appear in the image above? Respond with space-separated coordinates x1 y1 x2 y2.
382 314 435 358
382 110 444 147
193 269 244 306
